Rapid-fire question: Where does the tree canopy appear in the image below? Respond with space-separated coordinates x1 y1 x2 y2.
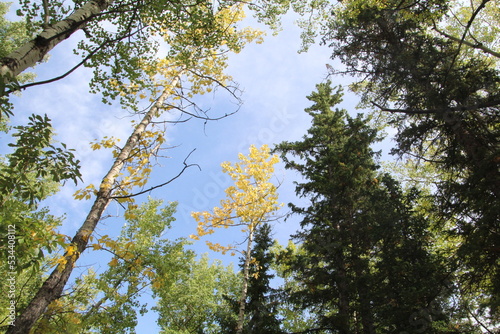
1 0 499 332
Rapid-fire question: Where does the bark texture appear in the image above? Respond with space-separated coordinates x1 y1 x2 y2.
0 0 113 81
6 78 177 334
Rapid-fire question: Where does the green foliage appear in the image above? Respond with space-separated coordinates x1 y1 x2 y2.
0 257 54 331
0 114 81 206
274 81 471 333
154 254 239 334
0 114 79 292
243 223 283 334
0 2 35 117
29 198 194 333
3 0 298 113
322 0 500 321
220 223 285 334
0 3 31 59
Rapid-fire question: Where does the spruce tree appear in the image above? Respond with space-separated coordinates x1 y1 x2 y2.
218 223 284 334
244 223 283 334
274 82 471 333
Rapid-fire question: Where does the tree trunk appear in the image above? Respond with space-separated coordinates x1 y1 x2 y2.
0 0 113 82
236 226 255 334
6 78 178 334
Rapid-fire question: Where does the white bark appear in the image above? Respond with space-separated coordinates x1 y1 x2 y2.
6 76 179 334
0 0 114 81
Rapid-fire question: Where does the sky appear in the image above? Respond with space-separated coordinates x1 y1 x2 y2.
4 4 390 332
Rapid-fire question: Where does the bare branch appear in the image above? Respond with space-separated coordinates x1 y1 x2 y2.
111 149 201 200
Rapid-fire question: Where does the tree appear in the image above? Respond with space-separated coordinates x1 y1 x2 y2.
5 4 264 333
0 114 81 206
274 81 465 333
154 254 240 334
218 223 284 334
321 0 499 321
274 81 378 332
0 0 294 118
241 223 284 334
26 198 193 333
191 144 282 334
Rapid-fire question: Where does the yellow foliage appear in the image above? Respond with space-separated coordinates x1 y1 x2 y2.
191 145 282 253
66 244 79 258
73 184 97 201
149 3 265 98
109 258 119 267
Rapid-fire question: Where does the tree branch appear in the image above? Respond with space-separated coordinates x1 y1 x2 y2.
371 99 500 114
42 0 50 28
446 0 491 73
111 149 200 200
6 28 143 95
432 25 500 59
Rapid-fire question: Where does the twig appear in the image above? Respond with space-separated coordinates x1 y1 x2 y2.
111 149 200 199
371 99 500 115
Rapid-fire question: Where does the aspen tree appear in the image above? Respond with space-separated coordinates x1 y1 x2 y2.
6 4 264 333
191 145 282 334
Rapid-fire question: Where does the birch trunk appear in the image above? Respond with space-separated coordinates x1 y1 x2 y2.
0 0 113 81
236 226 255 334
6 78 177 334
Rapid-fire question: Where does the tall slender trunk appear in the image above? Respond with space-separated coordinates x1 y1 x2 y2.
6 77 178 334
236 226 255 334
0 0 113 81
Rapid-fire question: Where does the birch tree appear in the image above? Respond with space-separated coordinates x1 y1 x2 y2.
5 4 264 333
191 144 282 334
0 0 299 119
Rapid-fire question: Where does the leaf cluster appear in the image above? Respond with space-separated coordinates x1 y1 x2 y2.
0 114 81 205
191 145 282 253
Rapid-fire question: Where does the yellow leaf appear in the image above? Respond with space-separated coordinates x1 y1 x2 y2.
109 258 119 267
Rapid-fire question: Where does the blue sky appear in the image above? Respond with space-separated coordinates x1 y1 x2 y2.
5 6 390 332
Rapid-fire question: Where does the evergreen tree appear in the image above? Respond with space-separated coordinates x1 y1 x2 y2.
218 223 284 334
244 223 283 334
274 81 473 333
323 1 500 316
